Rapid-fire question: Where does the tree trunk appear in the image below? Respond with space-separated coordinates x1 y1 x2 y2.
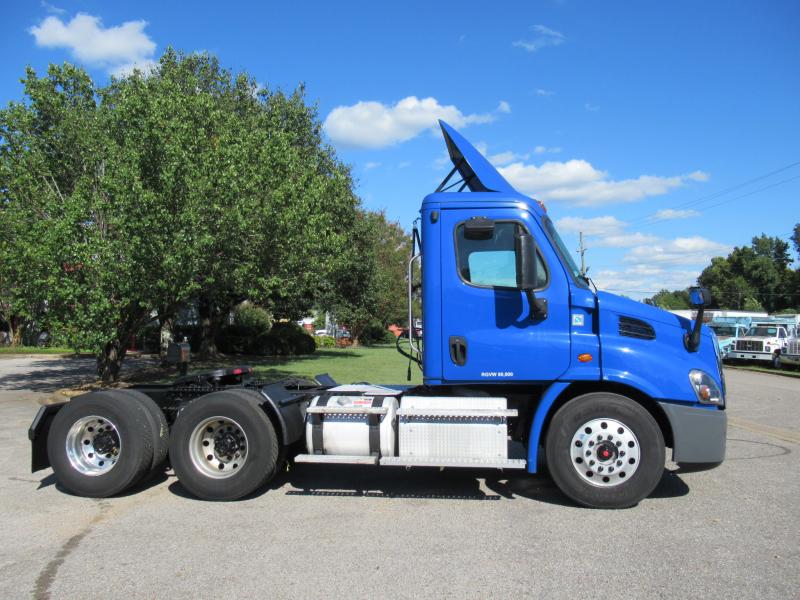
197 297 219 359
159 316 174 361
97 339 128 383
9 316 23 346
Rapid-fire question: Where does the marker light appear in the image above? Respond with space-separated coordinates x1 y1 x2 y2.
578 353 593 363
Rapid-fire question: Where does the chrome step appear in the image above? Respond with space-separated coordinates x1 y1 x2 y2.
294 454 379 465
305 406 389 416
379 456 527 469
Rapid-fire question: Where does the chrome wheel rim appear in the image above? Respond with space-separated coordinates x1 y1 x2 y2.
189 416 248 479
570 418 640 487
65 416 121 476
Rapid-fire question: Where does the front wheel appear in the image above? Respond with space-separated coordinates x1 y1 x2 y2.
545 393 665 509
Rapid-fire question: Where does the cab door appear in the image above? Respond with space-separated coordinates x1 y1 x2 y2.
439 207 571 383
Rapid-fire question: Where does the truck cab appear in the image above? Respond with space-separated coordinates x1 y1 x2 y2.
728 318 797 367
29 121 727 509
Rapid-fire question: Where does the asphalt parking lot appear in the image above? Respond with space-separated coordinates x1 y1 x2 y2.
0 357 798 598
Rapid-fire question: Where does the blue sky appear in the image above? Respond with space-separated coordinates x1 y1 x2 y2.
2 1 799 297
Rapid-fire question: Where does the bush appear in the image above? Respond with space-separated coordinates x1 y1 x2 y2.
314 335 336 348
233 304 272 332
360 321 392 345
259 322 315 355
218 319 315 356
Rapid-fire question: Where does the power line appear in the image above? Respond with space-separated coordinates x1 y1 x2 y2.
628 158 800 228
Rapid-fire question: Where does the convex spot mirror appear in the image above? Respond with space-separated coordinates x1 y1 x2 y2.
689 287 712 308
463 216 495 240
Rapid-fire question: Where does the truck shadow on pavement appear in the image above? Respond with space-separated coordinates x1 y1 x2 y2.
167 463 689 507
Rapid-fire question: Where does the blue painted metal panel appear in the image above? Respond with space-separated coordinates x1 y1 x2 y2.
438 206 571 383
597 291 721 402
527 381 570 473
439 121 518 194
421 204 443 383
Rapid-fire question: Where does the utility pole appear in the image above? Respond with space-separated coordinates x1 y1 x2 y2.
578 231 587 277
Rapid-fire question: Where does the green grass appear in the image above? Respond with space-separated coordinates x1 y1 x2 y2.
0 346 80 355
725 364 800 379
185 344 423 385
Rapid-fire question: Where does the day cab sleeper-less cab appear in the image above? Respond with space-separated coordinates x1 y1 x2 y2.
29 121 726 508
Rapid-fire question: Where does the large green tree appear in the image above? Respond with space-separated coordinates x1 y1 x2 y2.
698 232 797 312
0 51 368 379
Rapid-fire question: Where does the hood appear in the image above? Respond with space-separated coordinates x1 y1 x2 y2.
597 290 696 330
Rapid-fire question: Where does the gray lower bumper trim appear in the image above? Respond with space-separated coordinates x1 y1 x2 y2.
657 401 727 464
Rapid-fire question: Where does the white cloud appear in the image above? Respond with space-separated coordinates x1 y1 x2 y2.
535 88 555 97
593 232 661 248
110 59 157 77
593 266 703 296
29 13 156 75
364 162 381 170
585 103 600 112
488 150 530 166
498 158 709 206
497 100 512 114
651 208 701 221
41 1 65 15
555 216 658 248
624 236 729 266
534 145 562 154
324 96 496 149
513 25 565 52
556 216 626 236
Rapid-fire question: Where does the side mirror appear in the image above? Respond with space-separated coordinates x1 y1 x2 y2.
689 287 712 307
463 216 495 240
685 287 712 352
515 231 547 320
515 232 537 290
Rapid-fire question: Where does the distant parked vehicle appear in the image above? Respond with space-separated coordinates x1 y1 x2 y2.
709 317 751 360
314 329 328 336
727 317 796 368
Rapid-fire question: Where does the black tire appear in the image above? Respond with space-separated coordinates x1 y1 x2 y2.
169 390 279 500
545 393 665 509
47 391 155 497
111 389 170 472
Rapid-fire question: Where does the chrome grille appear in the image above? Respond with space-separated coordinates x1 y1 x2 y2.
735 340 763 352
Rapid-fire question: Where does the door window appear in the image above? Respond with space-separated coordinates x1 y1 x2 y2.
455 221 547 289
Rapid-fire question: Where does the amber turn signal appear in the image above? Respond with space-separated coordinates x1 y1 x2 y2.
577 353 593 363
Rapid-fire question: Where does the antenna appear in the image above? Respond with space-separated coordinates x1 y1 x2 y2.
578 231 587 277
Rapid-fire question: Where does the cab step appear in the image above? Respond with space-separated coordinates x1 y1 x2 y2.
379 456 527 469
294 454 379 465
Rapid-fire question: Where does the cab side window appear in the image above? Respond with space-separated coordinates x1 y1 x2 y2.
455 221 547 289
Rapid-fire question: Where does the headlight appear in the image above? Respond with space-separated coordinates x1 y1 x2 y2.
689 370 724 406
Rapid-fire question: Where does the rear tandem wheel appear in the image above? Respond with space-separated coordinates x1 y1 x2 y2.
169 390 280 501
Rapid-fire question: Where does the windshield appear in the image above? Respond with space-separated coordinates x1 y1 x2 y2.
710 325 736 337
746 326 778 337
542 216 587 287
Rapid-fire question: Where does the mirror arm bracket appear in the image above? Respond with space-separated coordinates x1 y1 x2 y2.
525 290 548 321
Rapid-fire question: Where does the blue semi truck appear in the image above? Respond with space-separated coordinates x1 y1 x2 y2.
29 121 726 509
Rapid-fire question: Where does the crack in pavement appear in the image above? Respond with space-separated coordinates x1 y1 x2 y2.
32 500 111 600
